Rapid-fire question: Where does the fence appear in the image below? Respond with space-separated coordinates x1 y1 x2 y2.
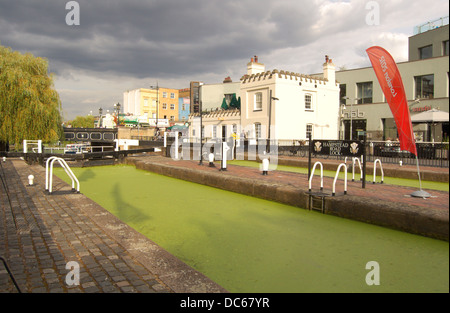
167 137 449 168
277 139 449 168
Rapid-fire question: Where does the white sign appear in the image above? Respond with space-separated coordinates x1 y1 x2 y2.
118 139 139 146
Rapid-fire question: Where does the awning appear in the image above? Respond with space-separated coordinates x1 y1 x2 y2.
411 109 449 123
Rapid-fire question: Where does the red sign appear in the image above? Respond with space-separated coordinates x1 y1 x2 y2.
366 46 417 156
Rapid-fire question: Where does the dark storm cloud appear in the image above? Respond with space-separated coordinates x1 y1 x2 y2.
0 0 324 79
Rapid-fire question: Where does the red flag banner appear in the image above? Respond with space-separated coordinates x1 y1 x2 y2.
366 46 417 156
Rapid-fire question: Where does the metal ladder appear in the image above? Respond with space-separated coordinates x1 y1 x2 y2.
307 193 327 213
45 156 80 194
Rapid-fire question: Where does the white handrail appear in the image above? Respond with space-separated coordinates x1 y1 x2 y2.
373 159 384 184
352 157 363 182
46 157 80 194
309 162 324 192
332 163 348 196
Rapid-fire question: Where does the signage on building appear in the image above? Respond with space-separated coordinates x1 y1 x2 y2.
312 140 364 157
344 109 365 119
410 105 432 113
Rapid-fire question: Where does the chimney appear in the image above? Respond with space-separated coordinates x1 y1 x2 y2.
323 55 335 84
247 56 265 75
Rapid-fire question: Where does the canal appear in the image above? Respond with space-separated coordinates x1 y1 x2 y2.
55 165 449 293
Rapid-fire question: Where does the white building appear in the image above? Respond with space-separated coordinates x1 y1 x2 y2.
240 56 340 141
189 56 341 142
200 77 240 111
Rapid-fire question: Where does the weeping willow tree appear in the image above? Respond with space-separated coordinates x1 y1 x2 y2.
0 44 63 150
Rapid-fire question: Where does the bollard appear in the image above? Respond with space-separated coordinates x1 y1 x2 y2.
220 142 230 171
28 175 34 186
208 153 215 167
262 157 269 175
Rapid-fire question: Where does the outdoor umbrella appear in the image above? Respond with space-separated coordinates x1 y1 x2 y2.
411 109 449 123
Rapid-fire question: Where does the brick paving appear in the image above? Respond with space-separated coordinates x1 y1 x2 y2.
0 158 226 293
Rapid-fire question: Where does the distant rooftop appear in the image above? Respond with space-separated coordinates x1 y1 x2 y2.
413 16 449 35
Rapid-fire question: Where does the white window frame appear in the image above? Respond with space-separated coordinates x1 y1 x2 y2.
306 124 314 139
305 93 313 111
170 104 175 110
254 123 262 139
254 92 263 111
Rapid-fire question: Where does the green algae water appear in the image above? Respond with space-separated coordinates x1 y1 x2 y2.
55 165 449 293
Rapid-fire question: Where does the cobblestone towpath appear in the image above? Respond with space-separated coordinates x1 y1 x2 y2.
0 158 227 293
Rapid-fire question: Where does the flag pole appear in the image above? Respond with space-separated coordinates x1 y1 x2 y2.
410 154 431 198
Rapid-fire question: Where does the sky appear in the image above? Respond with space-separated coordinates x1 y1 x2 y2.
0 0 448 120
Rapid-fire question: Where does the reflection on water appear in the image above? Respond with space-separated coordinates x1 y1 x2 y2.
55 165 449 293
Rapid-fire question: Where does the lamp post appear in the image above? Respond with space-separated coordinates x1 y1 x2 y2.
114 103 121 127
344 97 360 140
268 90 279 153
98 107 103 128
150 83 159 129
198 83 204 165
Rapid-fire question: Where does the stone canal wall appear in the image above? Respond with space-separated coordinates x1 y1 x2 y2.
124 157 449 241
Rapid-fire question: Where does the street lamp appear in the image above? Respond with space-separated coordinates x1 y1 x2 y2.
198 83 204 165
344 97 360 140
268 90 279 153
98 107 103 128
150 83 159 129
114 103 121 127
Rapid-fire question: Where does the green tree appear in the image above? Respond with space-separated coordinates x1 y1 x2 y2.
69 115 95 128
0 44 63 150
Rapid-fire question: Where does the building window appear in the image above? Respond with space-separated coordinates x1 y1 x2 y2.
182 104 186 111
254 93 262 111
419 45 433 59
254 123 262 138
305 94 313 111
170 104 175 110
357 82 373 104
170 93 175 99
162 92 167 98
213 125 217 138
162 103 167 110
340 84 346 105
170 116 175 121
144 99 149 107
415 74 434 99
443 40 449 56
306 124 313 139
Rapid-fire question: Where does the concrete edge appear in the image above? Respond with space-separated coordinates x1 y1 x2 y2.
125 157 449 242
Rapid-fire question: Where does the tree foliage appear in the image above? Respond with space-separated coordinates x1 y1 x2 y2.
0 44 63 148
68 115 95 128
